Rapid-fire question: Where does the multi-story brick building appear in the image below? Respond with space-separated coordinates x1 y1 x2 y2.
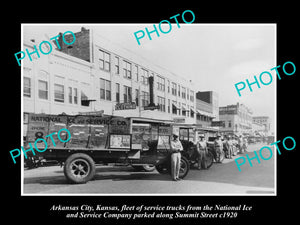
219 102 253 135
195 91 219 127
23 26 197 128
252 116 271 134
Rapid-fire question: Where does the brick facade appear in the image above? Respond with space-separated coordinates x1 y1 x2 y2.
53 27 90 62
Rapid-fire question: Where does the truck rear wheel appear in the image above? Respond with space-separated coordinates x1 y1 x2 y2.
203 151 214 169
64 153 95 184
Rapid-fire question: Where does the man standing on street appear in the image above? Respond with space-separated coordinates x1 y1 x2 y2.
214 134 223 163
170 133 183 181
223 135 231 159
238 135 244 153
196 134 208 170
227 135 233 159
243 136 248 153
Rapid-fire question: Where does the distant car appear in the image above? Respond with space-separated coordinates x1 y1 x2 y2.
248 137 255 144
266 136 275 144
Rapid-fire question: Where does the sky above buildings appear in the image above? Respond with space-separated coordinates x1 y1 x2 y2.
23 24 276 131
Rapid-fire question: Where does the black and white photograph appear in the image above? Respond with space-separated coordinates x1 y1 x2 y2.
21 24 276 195
4 5 298 224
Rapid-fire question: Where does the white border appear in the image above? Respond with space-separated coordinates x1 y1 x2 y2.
20 23 277 196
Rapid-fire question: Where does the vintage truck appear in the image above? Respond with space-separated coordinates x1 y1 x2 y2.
176 124 215 169
24 113 190 184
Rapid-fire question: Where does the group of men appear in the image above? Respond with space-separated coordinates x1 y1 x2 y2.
223 135 248 158
169 133 248 181
169 132 209 181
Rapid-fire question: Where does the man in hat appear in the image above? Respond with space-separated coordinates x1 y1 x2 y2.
227 135 233 159
170 133 183 181
242 136 248 153
223 135 230 158
214 134 223 162
238 135 244 153
196 134 208 170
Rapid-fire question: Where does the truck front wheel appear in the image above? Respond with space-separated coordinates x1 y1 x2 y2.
64 153 95 184
155 156 190 179
179 156 190 179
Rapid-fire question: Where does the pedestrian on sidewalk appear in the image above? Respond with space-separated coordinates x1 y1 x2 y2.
170 133 183 181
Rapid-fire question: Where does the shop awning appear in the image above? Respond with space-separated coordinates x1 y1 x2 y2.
195 125 219 132
196 110 214 118
130 117 174 124
256 131 265 137
172 103 180 110
182 105 189 112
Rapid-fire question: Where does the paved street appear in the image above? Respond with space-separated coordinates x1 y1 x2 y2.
23 143 275 195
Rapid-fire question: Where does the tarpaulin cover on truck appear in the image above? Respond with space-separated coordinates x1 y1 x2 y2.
26 113 130 150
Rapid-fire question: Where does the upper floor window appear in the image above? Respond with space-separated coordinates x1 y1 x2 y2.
115 56 119 74
54 84 64 102
141 91 149 106
38 80 48 100
24 77 31 97
123 60 132 79
73 88 78 104
171 82 177 96
141 68 149 85
38 71 49 100
182 87 186 99
100 78 111 101
116 83 120 103
172 101 177 115
68 87 72 103
157 75 165 91
24 68 32 98
134 65 139 81
157 96 166 112
190 90 194 102
123 85 132 103
228 120 232 128
99 49 110 72
135 89 139 106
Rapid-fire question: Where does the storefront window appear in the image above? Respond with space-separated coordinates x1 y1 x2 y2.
24 77 31 97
